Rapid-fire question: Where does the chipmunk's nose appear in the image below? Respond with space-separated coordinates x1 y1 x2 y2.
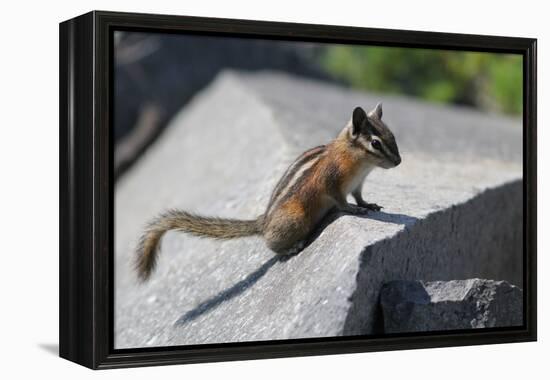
393 156 402 167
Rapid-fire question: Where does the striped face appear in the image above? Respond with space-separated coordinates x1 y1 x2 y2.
350 104 401 169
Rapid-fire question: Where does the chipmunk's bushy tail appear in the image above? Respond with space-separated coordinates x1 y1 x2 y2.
135 209 263 281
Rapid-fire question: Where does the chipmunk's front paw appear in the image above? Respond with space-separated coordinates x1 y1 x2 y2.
343 204 370 215
357 200 383 212
365 203 382 211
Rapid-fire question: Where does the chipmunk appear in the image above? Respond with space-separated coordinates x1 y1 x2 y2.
135 103 401 281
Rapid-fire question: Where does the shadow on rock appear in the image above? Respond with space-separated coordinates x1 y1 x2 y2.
175 255 282 326
175 207 418 327
303 208 419 251
360 210 419 226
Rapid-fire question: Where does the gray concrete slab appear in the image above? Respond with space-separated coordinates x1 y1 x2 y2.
380 279 523 333
114 71 522 348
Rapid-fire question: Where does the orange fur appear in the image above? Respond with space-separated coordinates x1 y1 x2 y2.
330 141 368 194
283 198 306 219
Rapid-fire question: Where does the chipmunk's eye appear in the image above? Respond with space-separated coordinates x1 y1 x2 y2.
371 139 382 150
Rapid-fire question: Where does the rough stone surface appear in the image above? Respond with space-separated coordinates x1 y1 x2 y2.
380 279 523 333
114 71 523 349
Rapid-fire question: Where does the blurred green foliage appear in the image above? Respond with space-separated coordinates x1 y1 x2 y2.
320 46 522 115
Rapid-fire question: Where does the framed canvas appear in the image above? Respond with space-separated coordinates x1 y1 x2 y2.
59 10 537 369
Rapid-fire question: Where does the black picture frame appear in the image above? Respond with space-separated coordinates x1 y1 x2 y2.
59 10 537 369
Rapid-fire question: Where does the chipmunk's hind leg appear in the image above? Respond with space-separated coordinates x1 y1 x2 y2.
280 240 306 258
263 214 310 257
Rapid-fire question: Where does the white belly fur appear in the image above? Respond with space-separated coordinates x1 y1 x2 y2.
343 164 375 195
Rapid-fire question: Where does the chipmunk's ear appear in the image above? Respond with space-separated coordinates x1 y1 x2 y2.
368 102 383 119
352 106 367 137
